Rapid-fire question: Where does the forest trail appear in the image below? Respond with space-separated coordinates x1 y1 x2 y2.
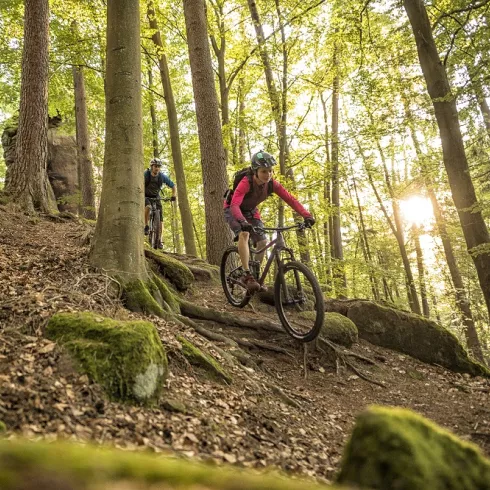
0 205 489 484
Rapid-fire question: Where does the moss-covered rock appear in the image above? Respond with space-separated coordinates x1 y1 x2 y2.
337 405 490 490
326 298 489 376
300 311 358 347
178 336 232 384
0 439 335 490
0 421 6 433
145 248 194 291
46 312 168 404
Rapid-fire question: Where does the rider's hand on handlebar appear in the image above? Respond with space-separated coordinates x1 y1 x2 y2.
304 216 315 228
170 196 176 202
240 220 253 233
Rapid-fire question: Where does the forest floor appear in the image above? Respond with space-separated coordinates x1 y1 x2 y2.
0 204 489 485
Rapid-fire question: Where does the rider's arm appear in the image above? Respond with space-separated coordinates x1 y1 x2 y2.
272 180 312 218
230 176 250 222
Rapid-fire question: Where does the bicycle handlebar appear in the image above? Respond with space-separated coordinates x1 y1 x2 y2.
147 197 174 202
254 222 310 233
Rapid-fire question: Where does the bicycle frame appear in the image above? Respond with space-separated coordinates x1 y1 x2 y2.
250 225 299 286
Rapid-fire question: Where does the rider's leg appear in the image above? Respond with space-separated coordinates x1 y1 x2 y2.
237 231 250 271
145 205 150 225
254 239 268 264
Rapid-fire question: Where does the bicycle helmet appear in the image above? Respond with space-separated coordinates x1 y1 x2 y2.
251 151 277 171
150 158 163 167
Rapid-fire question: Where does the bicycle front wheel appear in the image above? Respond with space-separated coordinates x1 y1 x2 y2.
274 261 324 342
220 246 251 308
150 210 162 249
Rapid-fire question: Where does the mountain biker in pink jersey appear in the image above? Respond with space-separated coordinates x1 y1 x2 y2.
223 150 315 292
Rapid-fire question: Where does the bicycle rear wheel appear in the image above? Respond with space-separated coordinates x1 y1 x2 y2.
150 210 162 249
220 246 251 307
274 260 324 342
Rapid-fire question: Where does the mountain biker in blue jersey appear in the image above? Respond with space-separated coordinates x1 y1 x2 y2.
223 151 315 292
144 158 176 249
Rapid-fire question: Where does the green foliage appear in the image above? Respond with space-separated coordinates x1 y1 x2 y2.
338 406 490 490
46 312 168 404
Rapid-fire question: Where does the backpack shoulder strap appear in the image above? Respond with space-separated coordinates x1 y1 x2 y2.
267 179 274 195
144 169 150 187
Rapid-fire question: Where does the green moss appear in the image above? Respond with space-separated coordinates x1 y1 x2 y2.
0 421 6 433
338 406 490 490
346 301 490 377
0 439 335 490
178 336 232 384
152 273 180 313
46 312 168 404
123 279 165 317
145 249 194 291
298 311 358 347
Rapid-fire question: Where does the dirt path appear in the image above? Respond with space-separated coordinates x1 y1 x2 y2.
0 206 489 483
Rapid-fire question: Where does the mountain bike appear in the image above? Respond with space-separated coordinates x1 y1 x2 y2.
220 222 325 342
147 197 172 249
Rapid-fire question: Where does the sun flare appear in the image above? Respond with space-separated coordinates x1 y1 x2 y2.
399 196 434 227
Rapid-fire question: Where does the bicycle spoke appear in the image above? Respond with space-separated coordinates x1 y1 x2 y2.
274 261 324 342
220 247 251 308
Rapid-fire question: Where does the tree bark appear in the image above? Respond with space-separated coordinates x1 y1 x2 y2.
412 224 430 317
147 68 159 158
183 0 232 265
404 0 490 331
331 45 347 292
403 92 485 362
73 65 96 220
148 1 197 256
5 0 56 214
89 0 147 281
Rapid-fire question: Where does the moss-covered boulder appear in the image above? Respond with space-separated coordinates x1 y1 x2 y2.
0 421 6 433
178 336 232 384
46 312 168 404
326 298 489 376
0 439 336 490
298 311 358 347
145 248 194 291
338 405 490 490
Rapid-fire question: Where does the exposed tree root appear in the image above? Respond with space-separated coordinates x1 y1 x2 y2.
318 338 385 388
179 300 283 333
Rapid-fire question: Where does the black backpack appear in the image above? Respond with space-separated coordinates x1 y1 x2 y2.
224 168 274 205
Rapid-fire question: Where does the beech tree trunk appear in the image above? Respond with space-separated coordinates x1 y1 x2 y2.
403 92 485 362
331 45 347 292
89 0 148 281
73 65 96 220
183 0 232 265
412 224 430 317
148 1 197 256
5 0 56 214
404 0 490 336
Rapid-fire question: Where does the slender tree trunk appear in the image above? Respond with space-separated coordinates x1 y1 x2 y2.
183 0 232 265
404 0 490 331
320 91 333 288
429 188 485 362
209 0 231 165
148 1 197 256
237 81 247 167
412 224 430 317
90 0 147 281
73 65 96 220
352 173 380 300
331 47 346 292
5 0 56 214
471 76 490 138
404 89 486 361
147 68 159 158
